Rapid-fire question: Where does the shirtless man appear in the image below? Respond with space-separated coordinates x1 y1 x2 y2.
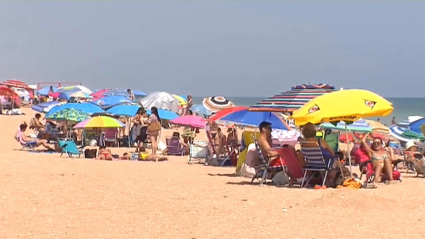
257 121 283 178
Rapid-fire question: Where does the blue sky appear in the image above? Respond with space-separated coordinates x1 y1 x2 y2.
0 1 424 97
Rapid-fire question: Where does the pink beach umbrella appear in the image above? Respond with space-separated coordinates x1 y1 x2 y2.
170 115 206 128
90 89 111 101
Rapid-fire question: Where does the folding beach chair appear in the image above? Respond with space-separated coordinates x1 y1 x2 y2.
20 141 37 151
57 139 84 158
104 129 119 147
300 141 335 188
278 147 305 187
166 136 187 156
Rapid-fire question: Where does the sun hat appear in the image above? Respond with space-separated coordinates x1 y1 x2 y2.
406 140 416 150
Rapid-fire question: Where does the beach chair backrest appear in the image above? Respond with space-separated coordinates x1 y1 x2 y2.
58 139 80 154
279 147 304 179
166 136 182 155
104 128 117 139
189 140 209 159
300 141 326 169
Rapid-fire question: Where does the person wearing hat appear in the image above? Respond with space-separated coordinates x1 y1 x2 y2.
404 140 425 176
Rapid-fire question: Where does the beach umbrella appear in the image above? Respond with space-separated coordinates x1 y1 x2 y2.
0 79 29 89
390 125 425 142
173 94 187 105
106 104 140 116
140 92 179 112
73 116 125 129
104 89 147 97
190 104 212 116
46 102 104 116
202 96 235 113
58 85 92 94
170 115 206 128
37 86 58 95
46 108 91 122
404 117 425 135
31 101 63 113
209 107 247 122
249 83 336 112
49 92 69 100
321 119 373 133
218 109 290 130
365 120 390 133
292 89 393 126
146 109 179 120
92 95 131 108
0 86 17 96
69 91 92 99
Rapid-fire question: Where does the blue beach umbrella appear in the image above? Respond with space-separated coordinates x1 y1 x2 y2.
406 117 425 135
190 104 212 116
104 89 147 97
106 104 140 116
147 109 179 120
219 109 289 130
37 86 58 95
93 95 132 108
46 102 104 116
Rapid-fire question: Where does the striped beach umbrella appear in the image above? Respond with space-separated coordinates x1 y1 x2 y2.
390 117 425 142
202 96 235 113
31 101 63 113
249 83 336 112
73 116 125 129
321 119 372 133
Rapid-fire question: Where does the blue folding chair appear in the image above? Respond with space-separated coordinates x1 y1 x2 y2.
57 139 84 158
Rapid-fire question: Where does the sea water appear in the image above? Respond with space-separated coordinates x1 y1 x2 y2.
192 97 425 126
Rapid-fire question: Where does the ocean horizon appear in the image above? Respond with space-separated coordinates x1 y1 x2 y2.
192 96 424 126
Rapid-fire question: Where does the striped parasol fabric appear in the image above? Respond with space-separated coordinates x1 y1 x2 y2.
249 83 336 112
1 79 29 89
321 119 372 133
390 117 425 142
202 96 235 113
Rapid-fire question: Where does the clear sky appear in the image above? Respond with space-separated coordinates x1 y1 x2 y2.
1 1 424 97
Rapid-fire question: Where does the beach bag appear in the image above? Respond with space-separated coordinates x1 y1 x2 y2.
382 170 401 181
272 171 289 186
148 121 161 132
84 149 97 158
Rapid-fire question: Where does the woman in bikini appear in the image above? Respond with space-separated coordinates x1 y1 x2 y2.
98 146 113 160
361 133 394 187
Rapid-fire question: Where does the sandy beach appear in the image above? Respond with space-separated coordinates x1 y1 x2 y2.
1 108 425 239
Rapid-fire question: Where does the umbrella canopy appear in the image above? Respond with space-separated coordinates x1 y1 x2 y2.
173 94 187 105
73 116 125 129
365 120 390 133
292 89 394 126
1 79 29 89
104 89 147 97
406 117 425 135
146 109 179 120
37 86 58 95
209 107 247 122
202 96 235 113
31 101 63 113
58 85 92 94
49 92 69 100
249 83 336 112
390 125 425 142
170 115 206 128
46 102 104 116
321 119 373 133
93 95 131 108
190 104 212 116
106 104 140 116
46 108 91 122
69 91 92 98
0 86 17 96
218 109 290 130
140 92 179 112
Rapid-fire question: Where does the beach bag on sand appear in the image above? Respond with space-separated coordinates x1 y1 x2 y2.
84 149 97 158
382 170 401 181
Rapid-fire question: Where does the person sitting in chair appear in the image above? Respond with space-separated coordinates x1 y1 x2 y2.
257 121 284 179
30 113 45 132
16 123 53 150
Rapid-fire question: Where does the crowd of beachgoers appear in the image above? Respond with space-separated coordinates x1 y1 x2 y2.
2 81 425 190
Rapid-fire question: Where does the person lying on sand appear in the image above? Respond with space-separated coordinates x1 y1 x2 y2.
139 148 168 162
16 123 54 150
98 146 113 160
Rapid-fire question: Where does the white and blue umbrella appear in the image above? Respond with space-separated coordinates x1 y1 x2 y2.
390 116 425 142
93 95 132 108
37 86 58 95
190 104 212 116
104 89 147 97
31 101 63 113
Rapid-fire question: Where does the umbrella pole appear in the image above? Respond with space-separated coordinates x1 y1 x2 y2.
345 125 353 177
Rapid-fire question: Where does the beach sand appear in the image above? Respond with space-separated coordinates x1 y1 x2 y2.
1 108 425 238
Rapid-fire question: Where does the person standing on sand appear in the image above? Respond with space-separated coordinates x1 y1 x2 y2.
147 107 161 160
391 117 396 126
182 95 193 116
127 89 135 102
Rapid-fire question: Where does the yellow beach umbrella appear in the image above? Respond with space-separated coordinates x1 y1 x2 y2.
292 89 393 126
173 94 187 106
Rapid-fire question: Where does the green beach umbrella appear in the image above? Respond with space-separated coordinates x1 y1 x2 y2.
46 108 91 122
402 130 425 141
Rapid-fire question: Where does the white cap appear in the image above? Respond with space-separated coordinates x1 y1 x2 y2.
406 140 416 150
